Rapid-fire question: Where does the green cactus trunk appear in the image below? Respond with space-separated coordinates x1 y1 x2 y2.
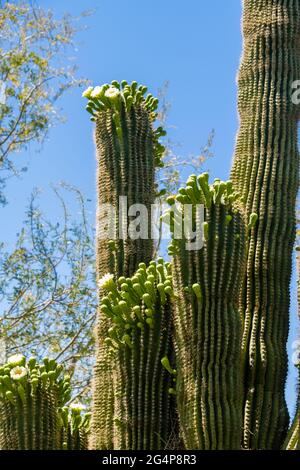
0 356 70 450
94 95 156 278
231 0 300 449
168 174 246 449
97 260 176 450
83 82 165 449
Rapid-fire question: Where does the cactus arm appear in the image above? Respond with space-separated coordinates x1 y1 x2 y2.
169 175 246 449
231 0 300 449
84 81 165 449
97 260 175 450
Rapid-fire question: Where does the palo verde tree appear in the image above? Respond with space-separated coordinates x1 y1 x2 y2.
0 1 90 204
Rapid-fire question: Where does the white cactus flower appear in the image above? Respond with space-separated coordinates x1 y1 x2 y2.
10 366 27 381
98 273 114 290
7 354 25 367
82 86 93 99
90 86 103 99
69 403 86 412
104 86 120 100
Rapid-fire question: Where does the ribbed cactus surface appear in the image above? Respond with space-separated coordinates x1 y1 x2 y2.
83 81 165 449
231 0 300 449
95 260 175 450
83 80 164 278
0 355 71 450
166 174 246 449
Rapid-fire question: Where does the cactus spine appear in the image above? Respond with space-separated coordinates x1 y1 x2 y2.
167 174 246 449
97 259 175 450
0 355 71 450
83 81 165 448
231 0 300 449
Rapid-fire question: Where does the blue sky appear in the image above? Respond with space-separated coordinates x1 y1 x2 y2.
1 0 298 414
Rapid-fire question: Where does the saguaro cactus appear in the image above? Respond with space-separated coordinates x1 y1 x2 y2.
83 81 165 449
167 174 246 449
231 0 300 449
83 80 164 278
95 259 175 450
0 355 71 450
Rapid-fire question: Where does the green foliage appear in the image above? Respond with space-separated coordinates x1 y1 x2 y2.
0 185 96 403
0 1 90 203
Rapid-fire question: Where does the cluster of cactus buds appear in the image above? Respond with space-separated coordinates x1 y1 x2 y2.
94 260 176 449
59 404 91 450
83 80 159 117
0 355 72 449
98 259 173 350
165 173 240 210
82 80 166 166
